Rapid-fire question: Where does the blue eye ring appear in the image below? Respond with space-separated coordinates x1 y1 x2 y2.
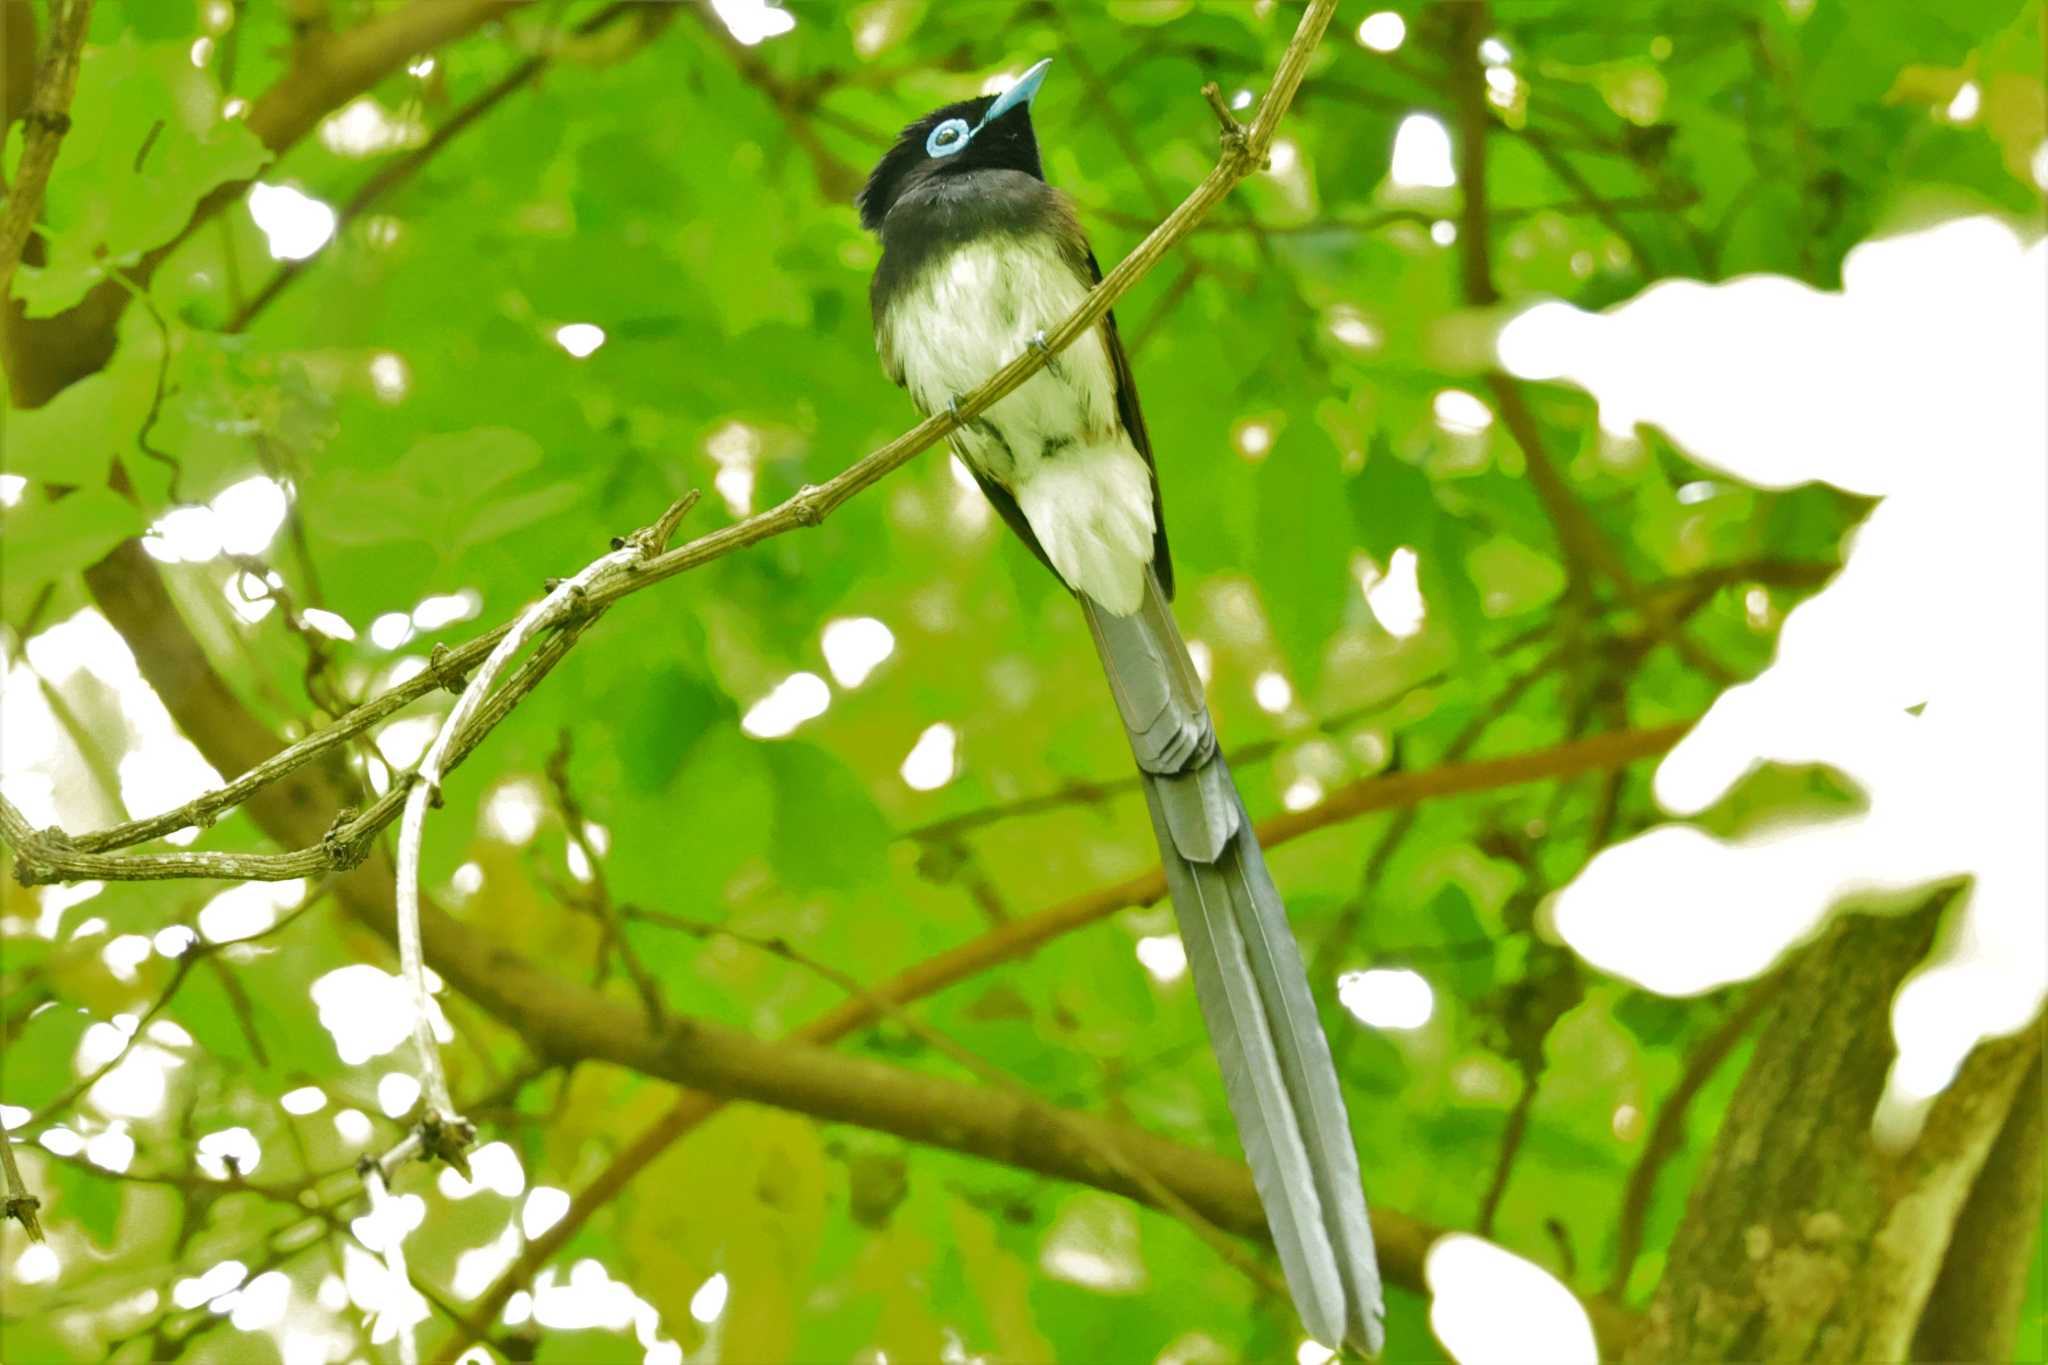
926 117 973 158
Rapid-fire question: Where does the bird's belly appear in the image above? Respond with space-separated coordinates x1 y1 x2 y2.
887 237 1120 486
884 236 1156 614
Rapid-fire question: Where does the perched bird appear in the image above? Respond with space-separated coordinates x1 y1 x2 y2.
859 62 1384 1353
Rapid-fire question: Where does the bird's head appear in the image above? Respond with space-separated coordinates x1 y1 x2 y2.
857 59 1051 232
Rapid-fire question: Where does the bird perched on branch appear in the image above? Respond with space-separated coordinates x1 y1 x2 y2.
858 61 1383 1354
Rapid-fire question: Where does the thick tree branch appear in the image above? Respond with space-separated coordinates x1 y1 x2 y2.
1911 1040 2045 1362
1606 969 1789 1298
0 0 94 301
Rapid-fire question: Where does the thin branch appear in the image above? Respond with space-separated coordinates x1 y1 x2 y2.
395 545 642 1123
1606 969 1789 1298
544 733 665 1024
1 1126 42 1242
1475 1073 1538 1238
0 0 94 298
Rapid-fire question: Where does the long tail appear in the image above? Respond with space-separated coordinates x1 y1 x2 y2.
1084 570 1384 1354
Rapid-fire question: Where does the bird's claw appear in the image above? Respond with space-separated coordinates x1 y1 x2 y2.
946 396 964 423
1027 330 1050 355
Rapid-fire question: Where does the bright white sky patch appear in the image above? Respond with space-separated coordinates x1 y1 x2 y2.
85 1124 135 1173
281 1086 327 1115
1433 388 1494 433
1519 218 2046 1133
248 183 336 261
311 964 447 1065
1427 1235 1597 1364
689 1272 729 1324
0 473 26 506
319 97 424 157
742 671 831 739
1362 547 1426 639
1282 777 1325 812
1253 671 1293 714
1391 114 1457 189
196 1125 262 1179
522 1186 572 1239
899 722 957 791
210 476 289 556
1039 1194 1147 1293
14 1244 60 1284
1357 11 1405 51
333 1108 373 1146
1135 933 1188 984
710 0 795 45
230 1271 292 1333
197 879 302 943
1234 420 1273 460
821 617 895 688
412 589 480 631
553 323 606 358
484 779 545 844
377 1072 421 1118
173 1259 246 1309
144 504 221 563
1338 968 1435 1029
368 611 413 650
301 608 355 641
369 350 408 401
1945 80 1980 123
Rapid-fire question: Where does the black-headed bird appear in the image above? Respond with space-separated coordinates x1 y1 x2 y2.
858 62 1383 1353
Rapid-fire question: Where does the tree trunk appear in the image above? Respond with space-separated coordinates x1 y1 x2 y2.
1628 896 2041 1363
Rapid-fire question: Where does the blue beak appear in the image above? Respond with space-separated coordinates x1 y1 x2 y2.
982 58 1051 126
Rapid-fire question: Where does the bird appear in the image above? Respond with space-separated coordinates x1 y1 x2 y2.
858 61 1384 1354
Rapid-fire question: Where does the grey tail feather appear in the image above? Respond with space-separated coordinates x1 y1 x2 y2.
1088 572 1385 1355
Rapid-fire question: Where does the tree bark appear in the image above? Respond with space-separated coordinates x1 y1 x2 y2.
1628 896 2040 1363
1911 1044 2044 1363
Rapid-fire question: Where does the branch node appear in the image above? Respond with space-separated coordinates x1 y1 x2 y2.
26 109 72 136
791 484 826 528
429 643 469 696
4 1193 45 1242
322 807 371 871
1201 81 1254 169
418 1112 478 1178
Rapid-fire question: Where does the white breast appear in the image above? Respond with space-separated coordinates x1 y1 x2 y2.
882 238 1157 615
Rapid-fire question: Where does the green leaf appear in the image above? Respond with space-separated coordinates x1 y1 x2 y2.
1256 424 1353 690
0 491 145 618
8 1004 93 1105
29 36 270 317
767 742 890 889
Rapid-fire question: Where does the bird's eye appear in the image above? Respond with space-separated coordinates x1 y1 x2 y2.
925 118 973 158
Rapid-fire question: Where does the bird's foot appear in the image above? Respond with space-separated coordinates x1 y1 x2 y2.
1027 329 1050 355
946 395 964 424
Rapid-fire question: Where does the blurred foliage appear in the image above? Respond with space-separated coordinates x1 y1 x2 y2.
2 1 2042 1362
